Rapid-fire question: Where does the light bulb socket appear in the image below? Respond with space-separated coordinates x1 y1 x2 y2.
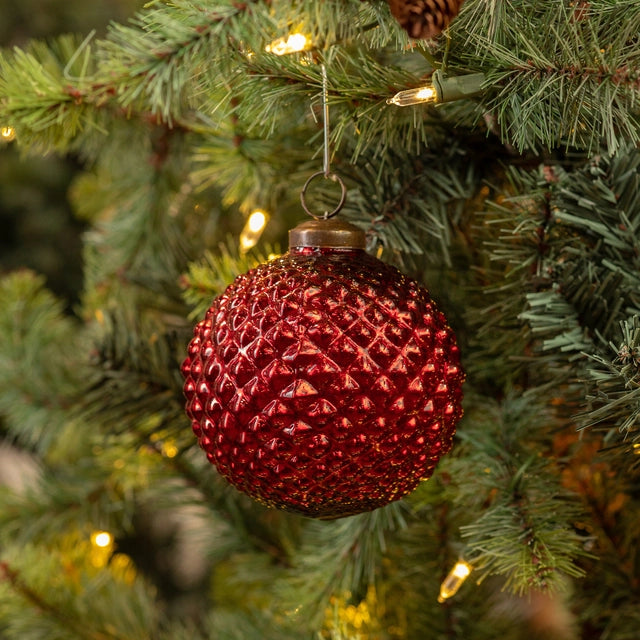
432 69 486 103
289 218 366 250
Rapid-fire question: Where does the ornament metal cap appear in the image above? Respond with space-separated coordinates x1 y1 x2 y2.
288 218 367 250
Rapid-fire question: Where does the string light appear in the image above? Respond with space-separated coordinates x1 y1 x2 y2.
161 440 179 458
89 530 115 568
1 125 16 142
387 85 437 107
388 70 486 107
240 209 269 252
91 531 113 549
438 560 472 603
265 33 310 55
110 553 137 585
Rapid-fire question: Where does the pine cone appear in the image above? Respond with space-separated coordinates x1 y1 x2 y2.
387 0 466 39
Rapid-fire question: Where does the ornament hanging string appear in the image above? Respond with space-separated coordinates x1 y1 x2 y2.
300 63 347 220
321 63 330 178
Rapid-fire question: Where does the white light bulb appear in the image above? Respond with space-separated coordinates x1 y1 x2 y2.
240 209 269 252
1 126 16 141
248 210 267 233
387 85 437 107
438 560 472 602
265 33 310 55
92 531 113 548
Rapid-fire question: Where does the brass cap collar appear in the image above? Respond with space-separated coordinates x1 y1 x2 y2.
288 219 366 250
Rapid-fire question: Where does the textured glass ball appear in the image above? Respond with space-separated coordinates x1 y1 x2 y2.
182 246 464 518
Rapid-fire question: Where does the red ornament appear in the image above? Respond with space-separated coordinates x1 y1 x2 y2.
182 219 464 518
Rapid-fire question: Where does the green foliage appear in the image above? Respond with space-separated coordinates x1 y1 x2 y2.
0 542 158 640
336 139 480 266
0 444 155 547
0 271 87 453
454 397 590 594
182 239 274 318
0 0 142 45
3 1 640 639
471 144 640 398
0 35 106 153
3 0 639 162
581 315 640 455
80 306 186 437
452 1 640 152
280 503 408 628
185 609 303 640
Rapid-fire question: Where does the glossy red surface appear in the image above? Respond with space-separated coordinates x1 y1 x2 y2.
182 247 464 518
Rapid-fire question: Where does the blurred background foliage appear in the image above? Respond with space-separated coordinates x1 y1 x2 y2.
0 0 143 305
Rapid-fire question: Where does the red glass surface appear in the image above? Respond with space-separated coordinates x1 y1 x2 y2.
183 247 464 519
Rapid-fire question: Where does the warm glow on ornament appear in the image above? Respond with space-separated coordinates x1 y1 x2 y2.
438 560 472 602
265 33 310 55
182 214 464 519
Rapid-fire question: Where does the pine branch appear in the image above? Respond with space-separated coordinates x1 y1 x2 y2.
182 239 273 319
0 35 109 153
579 315 640 457
0 5 256 152
0 561 116 640
98 1 274 121
80 131 197 296
233 44 427 152
451 396 591 594
279 502 408 629
332 139 480 266
0 271 88 454
4 0 640 165
170 609 302 640
0 544 158 640
190 121 316 213
80 307 186 429
451 0 640 152
0 0 405 155
471 145 640 398
0 430 189 547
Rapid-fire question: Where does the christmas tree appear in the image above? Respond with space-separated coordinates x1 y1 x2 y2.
1 1 640 638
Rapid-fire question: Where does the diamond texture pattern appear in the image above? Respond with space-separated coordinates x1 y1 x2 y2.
182 247 464 519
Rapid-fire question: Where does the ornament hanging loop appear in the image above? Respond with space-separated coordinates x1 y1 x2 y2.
300 171 347 220
300 64 346 220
